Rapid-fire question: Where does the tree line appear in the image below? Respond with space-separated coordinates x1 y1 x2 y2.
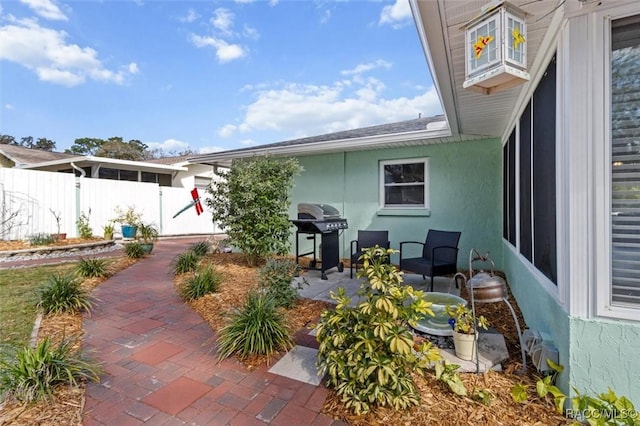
0 134 195 160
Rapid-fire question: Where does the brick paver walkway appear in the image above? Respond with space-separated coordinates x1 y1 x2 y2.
82 238 339 425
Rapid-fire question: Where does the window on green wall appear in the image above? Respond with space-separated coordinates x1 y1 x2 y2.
379 158 429 208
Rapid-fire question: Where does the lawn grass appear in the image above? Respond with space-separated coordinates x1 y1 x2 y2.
0 263 77 359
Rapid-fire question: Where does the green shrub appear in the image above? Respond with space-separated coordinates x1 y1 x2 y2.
315 247 442 415
28 233 56 246
76 210 93 239
0 337 101 402
37 274 92 315
258 258 304 309
180 265 223 300
189 240 210 257
76 258 107 278
173 250 200 275
216 290 293 361
206 156 301 266
124 241 145 259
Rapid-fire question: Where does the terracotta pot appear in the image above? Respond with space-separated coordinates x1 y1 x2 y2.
452 331 478 361
56 233 67 241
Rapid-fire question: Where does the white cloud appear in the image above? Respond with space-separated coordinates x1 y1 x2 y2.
242 24 259 40
320 9 331 25
198 145 226 154
239 139 255 146
219 77 441 140
210 8 234 37
180 8 199 23
19 0 67 21
0 19 138 86
4 104 14 110
341 59 393 76
146 138 190 152
379 0 412 28
190 34 246 63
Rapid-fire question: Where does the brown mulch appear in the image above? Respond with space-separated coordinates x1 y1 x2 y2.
177 254 571 425
0 238 104 252
0 256 137 426
1 250 572 425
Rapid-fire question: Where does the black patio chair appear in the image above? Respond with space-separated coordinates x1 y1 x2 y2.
350 230 390 278
399 229 462 292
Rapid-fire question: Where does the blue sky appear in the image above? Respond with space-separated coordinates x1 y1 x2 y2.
0 0 441 154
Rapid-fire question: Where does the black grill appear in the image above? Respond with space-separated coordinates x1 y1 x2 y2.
291 203 347 280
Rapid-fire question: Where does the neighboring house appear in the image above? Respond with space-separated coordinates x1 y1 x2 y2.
191 0 640 403
0 144 217 189
0 145 220 239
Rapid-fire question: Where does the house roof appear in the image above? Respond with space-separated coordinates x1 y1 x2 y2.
144 155 193 166
0 144 186 174
0 144 75 166
189 115 489 167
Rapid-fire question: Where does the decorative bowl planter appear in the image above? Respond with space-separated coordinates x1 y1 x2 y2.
412 292 467 336
121 225 137 239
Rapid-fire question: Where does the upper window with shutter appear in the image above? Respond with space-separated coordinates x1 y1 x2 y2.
610 15 640 307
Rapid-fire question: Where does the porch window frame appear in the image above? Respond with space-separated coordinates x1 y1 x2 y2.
594 5 640 322
379 158 430 210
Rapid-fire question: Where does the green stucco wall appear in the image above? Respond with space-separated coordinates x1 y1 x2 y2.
502 245 571 394
288 137 503 268
503 244 640 404
570 318 640 403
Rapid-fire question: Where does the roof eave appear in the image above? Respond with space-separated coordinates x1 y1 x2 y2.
19 155 187 172
191 127 454 166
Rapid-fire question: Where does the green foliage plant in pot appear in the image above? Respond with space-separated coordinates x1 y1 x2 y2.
137 222 159 254
113 205 142 239
103 222 115 240
446 303 489 361
315 246 442 415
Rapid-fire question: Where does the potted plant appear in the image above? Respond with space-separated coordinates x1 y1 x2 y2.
137 222 159 254
446 303 489 361
113 205 142 239
103 222 115 240
49 208 66 241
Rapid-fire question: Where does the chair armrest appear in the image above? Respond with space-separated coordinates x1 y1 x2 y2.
430 245 459 261
399 241 424 259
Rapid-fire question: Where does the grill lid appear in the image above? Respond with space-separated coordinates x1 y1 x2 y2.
297 203 341 220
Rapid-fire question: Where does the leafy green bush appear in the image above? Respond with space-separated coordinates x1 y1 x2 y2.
76 210 93 238
216 290 293 361
180 265 223 301
189 240 210 257
76 258 107 278
37 274 92 315
28 233 56 246
0 337 101 402
206 156 301 266
173 250 200 275
315 247 442 415
258 258 304 309
124 241 145 259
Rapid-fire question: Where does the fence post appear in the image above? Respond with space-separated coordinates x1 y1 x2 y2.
158 187 163 234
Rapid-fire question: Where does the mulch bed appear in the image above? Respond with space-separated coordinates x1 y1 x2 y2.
0 238 104 252
0 250 572 425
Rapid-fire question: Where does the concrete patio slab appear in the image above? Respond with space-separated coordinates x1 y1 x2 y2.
268 346 324 386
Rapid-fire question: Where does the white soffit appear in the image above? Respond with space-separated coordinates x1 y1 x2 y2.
413 0 560 137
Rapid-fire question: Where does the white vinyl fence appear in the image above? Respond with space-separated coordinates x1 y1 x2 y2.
0 168 221 241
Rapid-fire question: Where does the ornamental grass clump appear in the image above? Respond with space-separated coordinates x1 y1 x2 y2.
173 250 200 275
124 241 145 259
76 257 107 278
216 290 293 361
189 240 210 257
315 246 442 415
258 258 304 309
37 274 92 315
0 337 101 403
180 265 223 301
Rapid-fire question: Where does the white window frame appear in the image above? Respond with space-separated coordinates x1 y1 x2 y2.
593 3 640 322
379 158 430 209
466 13 502 78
